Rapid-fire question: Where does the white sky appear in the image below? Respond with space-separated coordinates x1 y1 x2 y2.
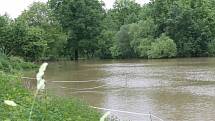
0 0 150 18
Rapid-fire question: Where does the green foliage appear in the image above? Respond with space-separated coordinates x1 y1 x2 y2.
105 0 215 59
149 0 215 57
49 0 104 60
208 39 215 56
138 38 153 58
18 2 67 60
112 0 141 27
0 73 101 121
0 53 36 73
18 2 52 27
97 30 115 59
23 27 48 61
111 25 135 58
3 0 215 60
0 15 24 56
129 18 157 56
110 17 157 59
148 34 177 59
0 54 13 72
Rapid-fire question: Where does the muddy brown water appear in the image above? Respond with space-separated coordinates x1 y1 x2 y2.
25 58 215 121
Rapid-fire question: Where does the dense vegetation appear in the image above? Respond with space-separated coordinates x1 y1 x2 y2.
0 53 36 73
1 0 215 60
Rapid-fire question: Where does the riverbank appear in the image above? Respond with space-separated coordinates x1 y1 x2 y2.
0 57 102 121
0 54 37 73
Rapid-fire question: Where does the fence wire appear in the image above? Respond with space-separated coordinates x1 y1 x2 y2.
10 74 165 121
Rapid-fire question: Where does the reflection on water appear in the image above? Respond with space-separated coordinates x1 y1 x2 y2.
25 58 215 121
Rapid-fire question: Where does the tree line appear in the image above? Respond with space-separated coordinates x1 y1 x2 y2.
1 0 215 61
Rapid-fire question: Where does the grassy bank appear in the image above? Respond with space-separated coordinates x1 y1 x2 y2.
0 54 37 73
0 73 101 120
0 55 102 121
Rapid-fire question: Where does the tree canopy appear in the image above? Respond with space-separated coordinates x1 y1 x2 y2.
2 0 215 61
49 0 104 60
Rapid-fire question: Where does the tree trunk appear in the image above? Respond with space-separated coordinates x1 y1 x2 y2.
74 49 78 60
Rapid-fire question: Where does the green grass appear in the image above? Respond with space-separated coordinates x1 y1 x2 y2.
0 72 101 121
0 54 37 73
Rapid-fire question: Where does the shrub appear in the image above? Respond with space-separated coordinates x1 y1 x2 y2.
148 34 177 59
208 39 215 56
0 54 13 72
137 37 153 58
111 25 135 58
0 54 37 73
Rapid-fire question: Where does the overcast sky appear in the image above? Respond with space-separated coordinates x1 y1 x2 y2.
0 0 150 18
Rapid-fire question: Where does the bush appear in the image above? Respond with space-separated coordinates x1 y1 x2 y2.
0 53 37 73
137 38 153 58
148 34 177 59
111 25 135 58
208 39 215 56
0 54 13 72
0 73 101 121
97 30 115 59
9 56 37 70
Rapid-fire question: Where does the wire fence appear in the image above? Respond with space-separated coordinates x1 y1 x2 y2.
91 106 164 121
6 74 165 121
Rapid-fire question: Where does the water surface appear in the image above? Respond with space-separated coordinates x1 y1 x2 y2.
26 58 215 121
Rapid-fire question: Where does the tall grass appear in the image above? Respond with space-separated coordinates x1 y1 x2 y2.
0 53 37 73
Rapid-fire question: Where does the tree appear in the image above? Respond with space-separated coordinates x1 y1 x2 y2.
111 25 135 58
0 16 30 57
208 39 215 56
112 0 141 29
97 30 115 59
22 27 48 61
129 18 157 56
0 15 13 55
148 34 177 59
49 0 104 60
138 37 153 58
149 0 215 57
18 2 52 27
18 2 67 60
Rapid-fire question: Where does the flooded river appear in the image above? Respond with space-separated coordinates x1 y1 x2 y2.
26 58 215 121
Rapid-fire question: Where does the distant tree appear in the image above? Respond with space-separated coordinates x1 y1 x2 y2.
0 16 30 57
138 37 154 58
22 27 48 61
111 25 135 58
149 0 215 57
112 0 141 29
129 18 157 56
148 34 177 59
18 2 51 27
97 30 115 59
208 39 215 56
0 15 13 55
18 2 67 60
49 0 104 60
